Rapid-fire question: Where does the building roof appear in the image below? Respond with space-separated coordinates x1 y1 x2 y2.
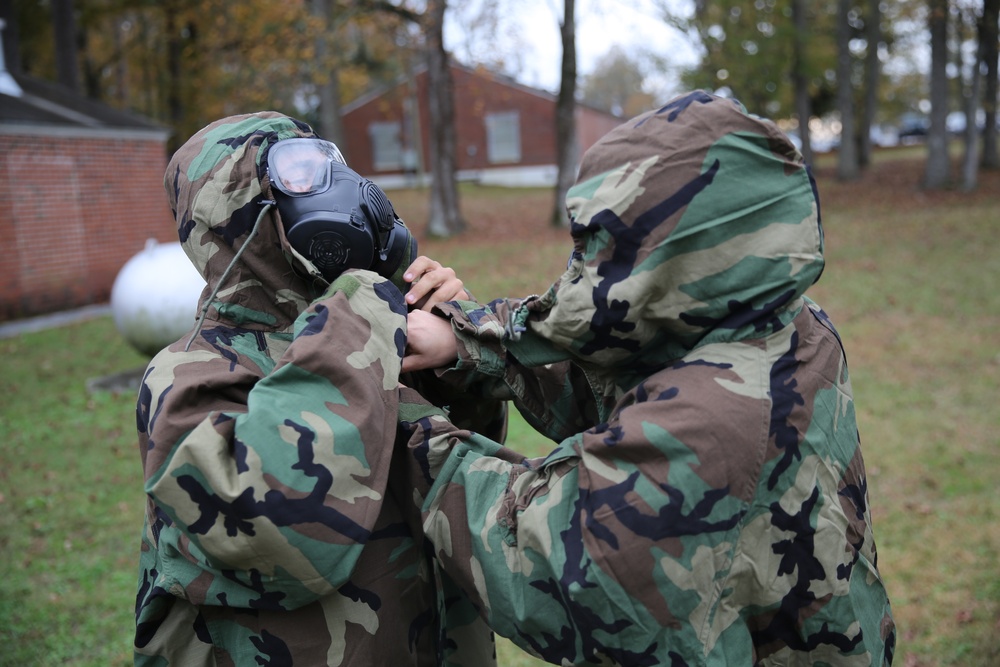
0 71 169 138
341 61 621 121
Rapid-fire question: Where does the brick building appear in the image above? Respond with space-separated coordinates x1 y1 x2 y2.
0 71 174 322
0 60 622 321
341 63 623 189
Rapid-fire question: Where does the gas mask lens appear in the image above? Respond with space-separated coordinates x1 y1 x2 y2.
268 139 346 195
266 135 415 285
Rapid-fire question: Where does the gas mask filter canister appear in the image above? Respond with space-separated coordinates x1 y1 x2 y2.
266 137 415 282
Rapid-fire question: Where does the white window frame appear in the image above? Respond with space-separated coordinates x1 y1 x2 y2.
485 111 521 164
369 121 402 171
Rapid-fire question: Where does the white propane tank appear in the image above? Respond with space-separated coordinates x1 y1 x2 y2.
111 239 205 357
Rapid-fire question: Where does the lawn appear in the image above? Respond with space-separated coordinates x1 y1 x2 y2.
1 149 998 666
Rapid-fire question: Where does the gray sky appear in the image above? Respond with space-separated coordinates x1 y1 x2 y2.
445 0 698 94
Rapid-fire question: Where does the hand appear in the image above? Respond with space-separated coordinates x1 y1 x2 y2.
403 310 459 373
403 256 470 311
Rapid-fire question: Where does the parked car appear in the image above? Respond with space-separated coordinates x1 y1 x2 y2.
898 114 929 144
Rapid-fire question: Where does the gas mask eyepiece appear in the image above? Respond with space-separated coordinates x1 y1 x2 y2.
266 137 416 283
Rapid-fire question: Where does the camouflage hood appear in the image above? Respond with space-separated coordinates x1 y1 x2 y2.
516 91 823 378
165 112 328 334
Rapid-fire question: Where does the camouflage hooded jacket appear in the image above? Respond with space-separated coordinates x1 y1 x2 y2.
404 92 896 665
134 113 496 666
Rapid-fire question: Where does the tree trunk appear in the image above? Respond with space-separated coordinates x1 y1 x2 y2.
961 11 985 191
78 19 103 100
114 16 127 106
859 0 881 168
310 0 345 153
425 0 465 237
0 2 22 74
164 4 184 143
924 0 951 189
836 0 858 181
791 0 813 164
52 0 79 92
981 0 999 169
551 0 577 227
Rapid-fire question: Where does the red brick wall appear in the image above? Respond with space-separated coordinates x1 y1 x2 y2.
341 65 619 178
341 83 409 175
576 107 625 158
446 67 558 171
0 131 175 321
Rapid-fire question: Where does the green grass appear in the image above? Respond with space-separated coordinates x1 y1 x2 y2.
0 318 148 666
1 151 998 666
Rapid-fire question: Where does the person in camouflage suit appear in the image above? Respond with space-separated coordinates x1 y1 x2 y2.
400 91 897 665
133 112 502 666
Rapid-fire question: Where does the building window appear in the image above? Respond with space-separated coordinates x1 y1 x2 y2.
369 121 402 171
485 111 521 164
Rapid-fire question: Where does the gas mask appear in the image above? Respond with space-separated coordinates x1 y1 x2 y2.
265 137 416 283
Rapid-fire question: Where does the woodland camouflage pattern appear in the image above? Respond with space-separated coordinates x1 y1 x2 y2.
133 112 500 666
404 91 896 665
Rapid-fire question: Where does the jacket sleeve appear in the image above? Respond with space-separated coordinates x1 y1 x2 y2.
141 271 406 610
432 298 610 443
401 388 617 665
405 382 751 665
404 315 895 666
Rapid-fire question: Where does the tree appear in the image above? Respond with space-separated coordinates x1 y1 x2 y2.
442 0 514 75
0 0 21 74
670 0 839 119
835 0 859 181
424 0 465 237
11 0 417 151
552 0 576 228
162 0 190 139
924 0 951 189
981 0 998 169
959 1 985 190
14 0 465 230
312 0 423 158
51 0 78 92
580 46 656 118
791 0 814 164
859 0 881 168
309 0 344 150
70 0 324 145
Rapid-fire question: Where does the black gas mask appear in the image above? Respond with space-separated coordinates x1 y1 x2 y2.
265 137 416 283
